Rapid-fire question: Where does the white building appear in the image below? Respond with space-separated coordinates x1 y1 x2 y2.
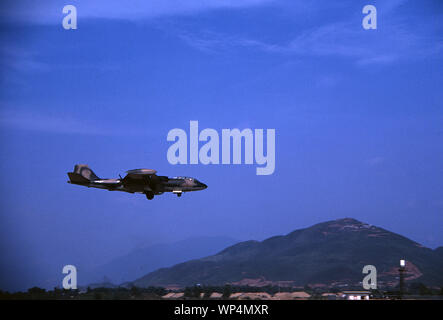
342 291 371 300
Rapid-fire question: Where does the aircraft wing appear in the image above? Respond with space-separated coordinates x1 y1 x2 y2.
122 169 157 181
93 179 121 185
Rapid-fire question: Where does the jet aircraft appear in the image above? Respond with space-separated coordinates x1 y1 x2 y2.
67 164 207 200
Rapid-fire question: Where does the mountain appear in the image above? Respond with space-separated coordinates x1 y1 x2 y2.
81 236 237 285
132 218 443 288
434 247 443 258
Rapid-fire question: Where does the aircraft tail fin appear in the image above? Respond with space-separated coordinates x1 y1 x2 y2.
67 164 100 184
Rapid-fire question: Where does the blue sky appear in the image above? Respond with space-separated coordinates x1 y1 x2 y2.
0 0 442 291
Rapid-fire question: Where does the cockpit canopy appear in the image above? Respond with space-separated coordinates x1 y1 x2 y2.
172 176 194 181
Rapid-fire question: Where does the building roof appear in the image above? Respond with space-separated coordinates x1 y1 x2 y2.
230 292 273 300
273 292 311 299
162 292 184 299
342 291 370 295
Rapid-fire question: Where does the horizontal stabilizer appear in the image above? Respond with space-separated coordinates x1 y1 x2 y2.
67 172 90 184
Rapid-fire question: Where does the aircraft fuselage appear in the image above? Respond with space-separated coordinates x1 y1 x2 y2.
67 165 207 200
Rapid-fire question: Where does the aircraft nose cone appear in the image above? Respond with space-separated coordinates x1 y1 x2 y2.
201 183 208 189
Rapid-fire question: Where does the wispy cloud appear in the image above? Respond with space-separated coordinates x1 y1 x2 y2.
1 0 275 24
356 54 398 66
0 46 49 73
177 30 279 53
0 110 149 136
0 110 112 136
175 0 443 66
0 44 121 84
179 18 442 66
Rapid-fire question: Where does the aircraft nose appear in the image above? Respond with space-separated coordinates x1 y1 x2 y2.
201 182 208 189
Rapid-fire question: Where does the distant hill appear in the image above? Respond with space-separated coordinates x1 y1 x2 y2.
81 236 237 285
132 218 443 288
434 247 443 258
